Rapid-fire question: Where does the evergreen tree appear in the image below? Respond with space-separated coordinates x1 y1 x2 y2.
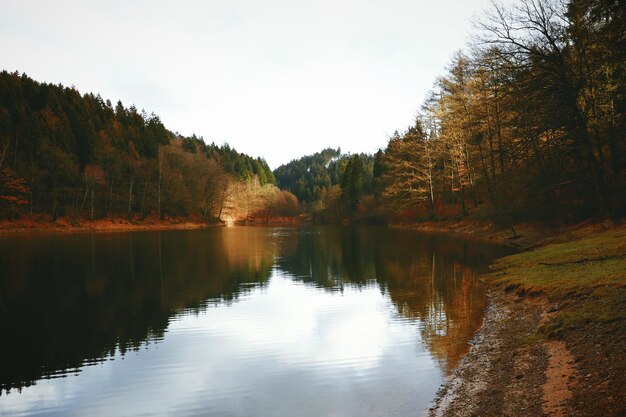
340 155 364 213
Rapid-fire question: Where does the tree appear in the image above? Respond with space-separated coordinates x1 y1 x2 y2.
382 124 436 213
0 70 284 223
269 190 300 217
340 155 364 213
0 167 29 218
475 0 618 216
81 164 106 220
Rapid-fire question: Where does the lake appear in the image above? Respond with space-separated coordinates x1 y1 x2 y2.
0 226 512 416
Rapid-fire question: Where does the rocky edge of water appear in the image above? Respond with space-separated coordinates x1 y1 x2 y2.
427 287 626 417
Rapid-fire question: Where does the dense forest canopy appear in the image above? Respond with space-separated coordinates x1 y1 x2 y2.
0 0 623 226
273 148 341 203
277 0 625 225
0 70 294 223
273 149 378 220
383 0 625 224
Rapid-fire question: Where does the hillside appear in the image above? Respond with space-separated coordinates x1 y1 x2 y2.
0 71 295 225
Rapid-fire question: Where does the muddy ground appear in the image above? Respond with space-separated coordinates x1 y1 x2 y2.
427 288 626 417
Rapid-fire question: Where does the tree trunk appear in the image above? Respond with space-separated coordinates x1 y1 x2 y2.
158 148 162 220
108 181 114 218
140 181 148 218
0 141 8 170
90 186 95 221
81 183 90 211
127 174 134 221
52 200 58 222
30 158 34 215
13 132 18 166
217 185 227 220
478 142 496 207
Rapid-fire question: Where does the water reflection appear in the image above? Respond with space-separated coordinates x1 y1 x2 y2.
275 227 511 373
0 229 274 394
0 227 512 416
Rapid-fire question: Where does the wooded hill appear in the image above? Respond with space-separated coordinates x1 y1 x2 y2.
0 71 298 223
273 148 377 219
276 0 626 225
1 0 623 227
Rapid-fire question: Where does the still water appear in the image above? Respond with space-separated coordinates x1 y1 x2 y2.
0 226 512 416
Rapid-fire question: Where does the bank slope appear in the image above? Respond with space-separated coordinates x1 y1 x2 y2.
429 224 626 417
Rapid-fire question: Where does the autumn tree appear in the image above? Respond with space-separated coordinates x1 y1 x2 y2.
382 124 436 213
269 190 300 217
0 167 29 219
0 71 279 223
475 0 622 217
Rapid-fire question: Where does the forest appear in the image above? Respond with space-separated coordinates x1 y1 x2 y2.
1 0 624 227
275 0 625 226
383 0 625 225
273 149 379 221
0 71 299 224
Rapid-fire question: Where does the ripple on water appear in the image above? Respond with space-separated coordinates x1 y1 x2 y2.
0 226 512 416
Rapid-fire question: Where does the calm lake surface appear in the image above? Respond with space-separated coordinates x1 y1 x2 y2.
0 226 512 417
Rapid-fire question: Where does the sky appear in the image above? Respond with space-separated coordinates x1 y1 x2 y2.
0 0 492 169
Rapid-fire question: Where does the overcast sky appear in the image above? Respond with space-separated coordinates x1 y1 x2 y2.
1 0 491 168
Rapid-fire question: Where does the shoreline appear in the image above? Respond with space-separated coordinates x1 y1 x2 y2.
392 218 621 250
427 290 555 417
3 215 624 415
3 214 613 243
0 217 223 236
0 215 310 236
427 223 626 417
388 219 565 253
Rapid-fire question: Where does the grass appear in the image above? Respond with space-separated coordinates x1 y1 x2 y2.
484 226 626 337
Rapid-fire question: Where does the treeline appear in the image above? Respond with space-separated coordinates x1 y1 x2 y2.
0 71 296 223
273 149 378 221
3 0 621 226
278 0 625 225
380 0 625 224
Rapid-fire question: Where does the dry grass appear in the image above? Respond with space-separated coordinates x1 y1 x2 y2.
485 226 626 334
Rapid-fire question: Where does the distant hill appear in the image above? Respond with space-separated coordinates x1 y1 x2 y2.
273 148 376 204
0 70 275 221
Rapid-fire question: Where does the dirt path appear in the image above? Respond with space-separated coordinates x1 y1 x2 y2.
543 340 576 416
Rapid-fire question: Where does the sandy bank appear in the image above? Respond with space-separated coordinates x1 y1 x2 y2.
428 224 626 416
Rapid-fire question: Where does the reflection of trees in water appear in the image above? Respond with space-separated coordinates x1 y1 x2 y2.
275 228 377 288
0 227 510 393
277 227 512 375
0 228 275 393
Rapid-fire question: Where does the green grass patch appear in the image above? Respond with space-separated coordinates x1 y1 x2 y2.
484 227 626 335
487 228 626 295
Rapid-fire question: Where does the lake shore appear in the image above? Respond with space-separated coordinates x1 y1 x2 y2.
427 224 626 417
3 214 624 416
0 216 222 235
391 218 621 249
0 215 311 235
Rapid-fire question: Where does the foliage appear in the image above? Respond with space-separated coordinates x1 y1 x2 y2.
0 167 29 217
2 0 623 226
375 0 625 224
0 71 275 222
273 148 341 203
273 149 376 218
269 190 300 217
340 154 364 213
381 124 436 212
